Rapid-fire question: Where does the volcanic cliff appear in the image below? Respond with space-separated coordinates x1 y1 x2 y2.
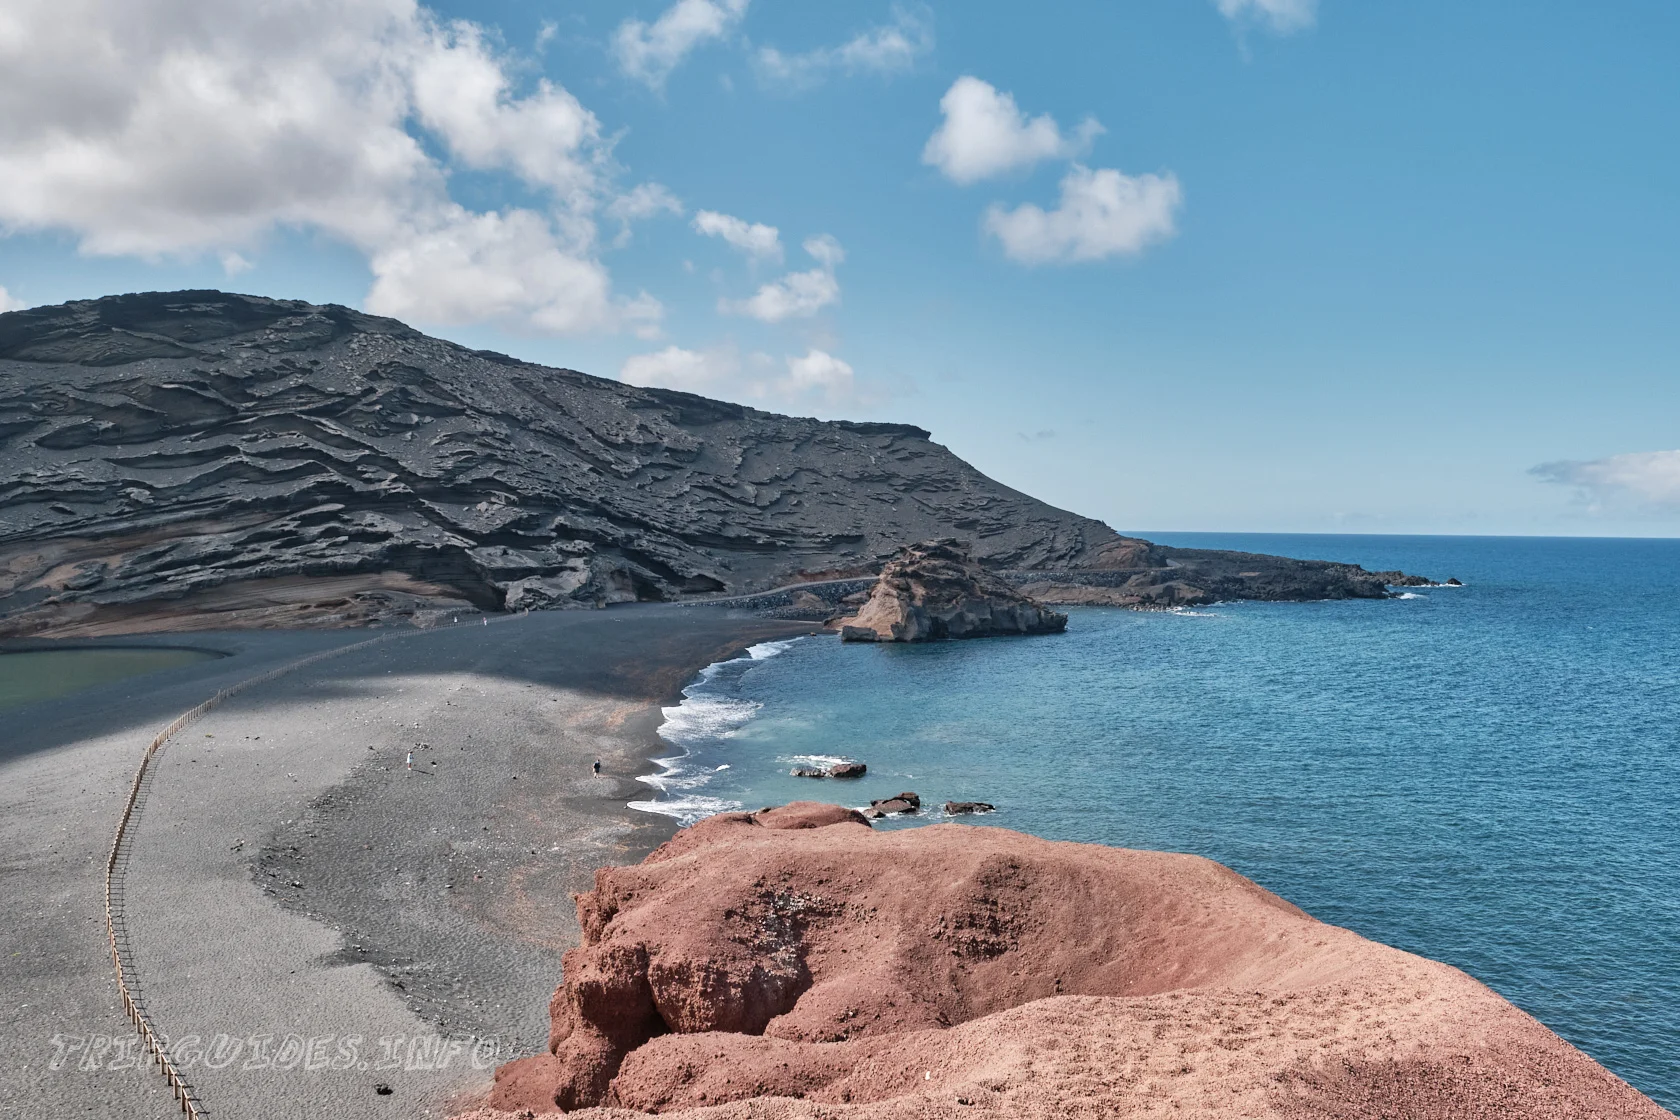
0 291 1421 635
481 804 1669 1119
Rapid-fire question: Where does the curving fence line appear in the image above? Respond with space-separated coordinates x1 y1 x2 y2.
104 612 520 1116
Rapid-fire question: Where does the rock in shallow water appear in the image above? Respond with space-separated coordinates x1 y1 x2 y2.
836 539 1068 642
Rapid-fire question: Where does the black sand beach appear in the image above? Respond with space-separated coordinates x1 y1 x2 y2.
0 606 815 1119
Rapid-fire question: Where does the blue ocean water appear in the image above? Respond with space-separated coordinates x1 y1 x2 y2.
632 534 1680 1107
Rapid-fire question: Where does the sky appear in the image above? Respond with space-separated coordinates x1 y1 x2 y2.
1 0 1677 537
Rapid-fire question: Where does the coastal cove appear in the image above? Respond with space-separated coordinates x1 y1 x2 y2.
635 533 1680 1109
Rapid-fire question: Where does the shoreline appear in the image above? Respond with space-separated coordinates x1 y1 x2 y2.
1 605 816 1120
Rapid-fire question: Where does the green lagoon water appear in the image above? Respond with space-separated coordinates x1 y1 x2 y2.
0 647 221 711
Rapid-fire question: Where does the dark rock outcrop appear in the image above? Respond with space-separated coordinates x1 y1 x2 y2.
864 792 921 818
944 800 995 814
838 539 1068 642
486 804 1669 1119
0 292 1431 635
825 761 866 779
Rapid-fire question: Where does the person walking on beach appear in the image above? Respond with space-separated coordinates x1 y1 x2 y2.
592 758 602 776
406 750 413 771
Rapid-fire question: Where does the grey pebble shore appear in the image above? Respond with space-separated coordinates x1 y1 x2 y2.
0 605 815 1119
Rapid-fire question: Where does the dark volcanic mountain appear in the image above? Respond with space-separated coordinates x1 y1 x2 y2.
0 292 1422 636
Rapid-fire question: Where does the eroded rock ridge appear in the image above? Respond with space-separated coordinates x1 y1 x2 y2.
2 291 1423 635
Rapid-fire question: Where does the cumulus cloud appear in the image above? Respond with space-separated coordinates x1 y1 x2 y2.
757 7 932 89
620 344 742 393
0 0 655 335
1215 0 1318 34
692 210 782 262
614 0 749 89
1532 451 1680 509
779 348 855 404
983 164 1182 264
718 235 843 322
0 286 27 312
619 343 868 410
922 76 1101 185
366 207 661 336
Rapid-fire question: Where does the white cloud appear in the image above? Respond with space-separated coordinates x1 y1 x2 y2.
780 348 855 403
757 7 932 89
620 343 868 410
1532 451 1680 509
366 207 661 335
1214 0 1318 34
609 183 685 223
922 76 1101 185
718 235 843 322
219 250 253 276
0 286 27 312
0 0 651 335
620 344 739 393
801 233 845 269
692 210 782 262
613 0 749 89
606 182 684 246
983 164 1182 264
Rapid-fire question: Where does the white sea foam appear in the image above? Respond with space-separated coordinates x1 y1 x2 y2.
1398 591 1424 600
631 636 808 820
783 754 850 769
656 694 761 747
626 793 743 824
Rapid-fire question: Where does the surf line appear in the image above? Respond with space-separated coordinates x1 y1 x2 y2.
629 638 804 825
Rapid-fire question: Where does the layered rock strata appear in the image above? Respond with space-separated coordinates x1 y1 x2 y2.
837 539 1067 641
486 803 1669 1120
1 292 1427 636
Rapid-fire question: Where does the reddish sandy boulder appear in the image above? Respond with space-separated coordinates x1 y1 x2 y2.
487 808 1671 1120
836 539 1067 642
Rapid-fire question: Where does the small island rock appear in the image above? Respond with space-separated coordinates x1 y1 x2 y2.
944 801 995 815
836 539 1068 642
826 761 867 778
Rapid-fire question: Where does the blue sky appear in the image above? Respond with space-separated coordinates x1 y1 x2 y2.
2 0 1676 536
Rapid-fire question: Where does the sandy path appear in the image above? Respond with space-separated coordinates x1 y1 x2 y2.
2 607 814 1119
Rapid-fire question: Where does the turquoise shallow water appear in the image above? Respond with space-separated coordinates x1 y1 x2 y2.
633 534 1680 1107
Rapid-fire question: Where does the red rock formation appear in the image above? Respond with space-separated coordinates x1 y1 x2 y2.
835 539 1067 642
484 804 1671 1119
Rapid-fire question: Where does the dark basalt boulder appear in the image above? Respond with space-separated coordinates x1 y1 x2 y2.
944 801 995 815
826 762 867 779
864 792 920 818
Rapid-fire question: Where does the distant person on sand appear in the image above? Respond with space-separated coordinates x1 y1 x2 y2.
406 750 413 771
592 759 602 776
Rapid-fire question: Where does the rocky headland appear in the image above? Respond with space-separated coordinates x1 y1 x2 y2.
835 539 1067 641
1 291 1429 637
480 803 1667 1119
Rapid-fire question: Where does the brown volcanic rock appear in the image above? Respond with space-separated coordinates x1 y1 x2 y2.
837 539 1067 642
486 806 1669 1120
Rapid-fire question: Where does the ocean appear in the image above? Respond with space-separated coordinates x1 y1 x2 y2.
629 534 1680 1108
